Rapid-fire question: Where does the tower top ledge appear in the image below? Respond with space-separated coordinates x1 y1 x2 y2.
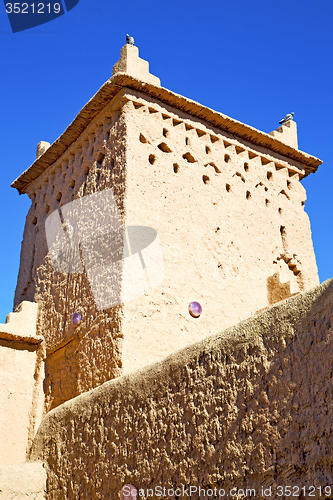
12 48 321 194
112 44 160 87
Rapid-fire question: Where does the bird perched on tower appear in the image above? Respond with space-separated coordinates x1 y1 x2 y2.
279 112 294 125
126 34 135 46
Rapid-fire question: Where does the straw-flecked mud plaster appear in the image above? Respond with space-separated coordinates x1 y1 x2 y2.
30 279 333 499
0 462 46 499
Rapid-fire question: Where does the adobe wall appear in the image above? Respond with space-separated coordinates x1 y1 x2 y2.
0 340 39 464
0 301 44 464
121 88 319 372
13 93 128 411
30 278 333 499
0 463 46 499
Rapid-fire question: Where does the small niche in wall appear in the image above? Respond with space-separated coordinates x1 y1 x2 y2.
173 163 179 173
158 142 172 153
97 153 105 164
279 190 290 200
162 128 169 138
56 192 62 202
206 146 211 154
149 154 156 165
246 191 251 200
210 135 219 143
84 165 89 175
185 137 190 146
32 216 37 225
46 205 50 213
139 133 148 143
202 175 210 184
205 162 221 173
196 129 205 137
226 184 231 192
70 179 75 188
244 163 249 172
172 119 182 126
185 123 194 131
267 171 273 180
183 152 196 163
265 199 270 206
234 172 246 182
224 154 230 163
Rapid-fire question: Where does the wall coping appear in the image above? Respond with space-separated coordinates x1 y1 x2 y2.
12 73 322 195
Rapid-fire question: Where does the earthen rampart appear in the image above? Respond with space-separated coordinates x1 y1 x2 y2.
30 278 333 499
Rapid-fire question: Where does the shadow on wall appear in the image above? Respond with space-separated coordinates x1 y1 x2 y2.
267 273 297 305
267 255 305 306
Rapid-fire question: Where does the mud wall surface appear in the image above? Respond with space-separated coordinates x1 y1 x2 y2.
30 279 333 499
14 93 129 411
121 89 319 373
0 463 46 499
0 340 38 463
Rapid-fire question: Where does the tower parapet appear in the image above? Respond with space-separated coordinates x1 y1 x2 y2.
270 119 298 149
112 43 160 86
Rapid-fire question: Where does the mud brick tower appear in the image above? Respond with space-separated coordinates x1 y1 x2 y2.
11 42 321 413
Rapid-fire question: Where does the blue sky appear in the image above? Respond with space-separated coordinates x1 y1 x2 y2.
0 0 332 321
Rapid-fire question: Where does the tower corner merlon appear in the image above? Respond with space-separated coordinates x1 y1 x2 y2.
112 44 161 87
269 119 298 149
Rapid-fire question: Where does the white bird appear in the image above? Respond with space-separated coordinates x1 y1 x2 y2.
279 112 294 125
126 34 135 46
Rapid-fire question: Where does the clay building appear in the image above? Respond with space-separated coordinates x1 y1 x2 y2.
1 42 331 499
11 43 320 412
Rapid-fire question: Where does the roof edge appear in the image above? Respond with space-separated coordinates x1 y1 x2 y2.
12 73 322 194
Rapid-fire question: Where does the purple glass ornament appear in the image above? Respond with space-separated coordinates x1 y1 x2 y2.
72 312 82 327
188 301 202 318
